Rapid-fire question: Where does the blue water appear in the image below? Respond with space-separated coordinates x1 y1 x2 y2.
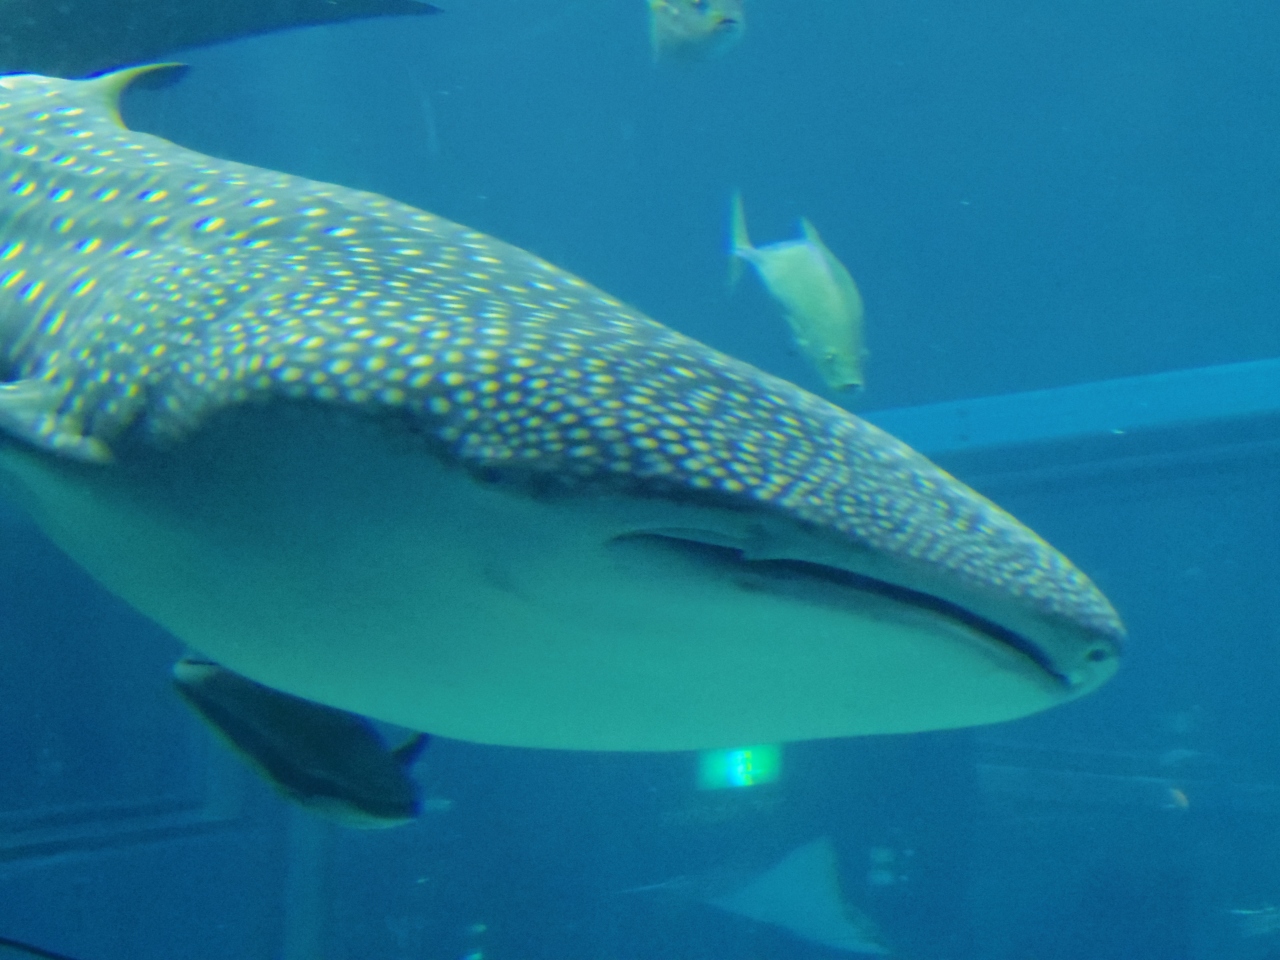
126 0 1280 409
3 1 1280 958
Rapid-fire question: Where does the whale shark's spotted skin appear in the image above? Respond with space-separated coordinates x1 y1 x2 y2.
0 69 1123 748
0 69 1119 639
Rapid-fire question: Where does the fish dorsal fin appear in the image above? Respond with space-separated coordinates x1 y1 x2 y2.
730 190 752 254
728 190 752 290
799 217 825 247
81 63 188 123
393 732 431 770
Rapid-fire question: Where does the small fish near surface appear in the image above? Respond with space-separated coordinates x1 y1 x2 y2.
0 67 1123 752
648 0 745 63
173 657 429 828
731 192 868 392
0 0 443 80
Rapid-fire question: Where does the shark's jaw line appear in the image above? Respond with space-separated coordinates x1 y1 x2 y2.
0 403 1098 752
610 531 1071 685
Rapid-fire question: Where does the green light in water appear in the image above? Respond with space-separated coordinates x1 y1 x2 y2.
696 744 782 790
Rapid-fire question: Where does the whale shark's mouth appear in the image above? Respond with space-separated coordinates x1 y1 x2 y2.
607 531 1071 686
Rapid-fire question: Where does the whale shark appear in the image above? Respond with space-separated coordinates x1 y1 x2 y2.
0 67 1123 751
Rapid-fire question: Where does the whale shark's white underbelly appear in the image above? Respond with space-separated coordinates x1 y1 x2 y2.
0 404 1072 751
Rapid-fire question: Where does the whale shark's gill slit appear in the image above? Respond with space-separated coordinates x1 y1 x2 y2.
611 532 1067 684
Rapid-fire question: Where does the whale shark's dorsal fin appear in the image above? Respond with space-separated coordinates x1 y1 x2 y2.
0 62 187 464
80 62 189 123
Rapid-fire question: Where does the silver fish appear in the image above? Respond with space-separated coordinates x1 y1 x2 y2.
0 67 1123 752
731 192 867 392
648 0 745 63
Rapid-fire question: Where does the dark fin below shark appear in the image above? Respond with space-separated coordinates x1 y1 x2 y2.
393 732 432 769
172 657 428 829
0 0 443 80
0 935 86 960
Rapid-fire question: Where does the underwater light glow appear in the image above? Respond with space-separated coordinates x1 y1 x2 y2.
697 744 782 789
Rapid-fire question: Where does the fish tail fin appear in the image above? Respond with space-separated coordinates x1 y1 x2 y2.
730 190 752 256
728 253 745 291
393 732 431 770
648 0 668 64
728 190 752 290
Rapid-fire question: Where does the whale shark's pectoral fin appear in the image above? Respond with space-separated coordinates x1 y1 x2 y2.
0 379 111 463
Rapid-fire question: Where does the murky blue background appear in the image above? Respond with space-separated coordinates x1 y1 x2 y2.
127 0 1280 410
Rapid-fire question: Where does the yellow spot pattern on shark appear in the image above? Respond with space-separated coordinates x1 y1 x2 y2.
0 65 1122 646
